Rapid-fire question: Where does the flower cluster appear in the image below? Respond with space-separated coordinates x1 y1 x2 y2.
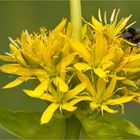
0 10 140 124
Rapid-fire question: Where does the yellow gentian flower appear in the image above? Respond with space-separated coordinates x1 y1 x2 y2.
83 9 136 45
77 72 134 114
23 79 87 124
0 19 74 94
1 10 140 125
70 10 140 114
71 31 122 80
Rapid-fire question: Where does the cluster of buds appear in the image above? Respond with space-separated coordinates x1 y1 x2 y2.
0 10 140 124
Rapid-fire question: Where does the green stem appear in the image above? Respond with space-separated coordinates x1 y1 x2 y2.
70 0 82 41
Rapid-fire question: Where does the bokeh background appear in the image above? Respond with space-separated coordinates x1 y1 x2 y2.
0 0 140 138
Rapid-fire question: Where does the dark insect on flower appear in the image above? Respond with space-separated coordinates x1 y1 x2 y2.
122 27 140 47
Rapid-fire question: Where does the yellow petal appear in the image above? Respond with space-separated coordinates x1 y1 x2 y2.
101 104 118 114
105 96 135 105
65 81 86 100
0 64 46 78
101 61 114 71
32 69 48 77
23 80 49 97
94 32 107 64
119 38 137 46
104 11 107 24
90 102 99 110
100 49 113 64
55 77 68 92
3 77 29 89
109 75 125 80
0 55 15 61
124 68 140 73
23 89 54 102
48 85 57 96
111 9 120 28
74 63 90 71
125 54 140 68
0 64 32 76
39 93 54 102
23 89 37 97
59 53 76 80
113 47 124 63
92 16 103 31
129 54 140 62
68 96 92 106
60 54 76 70
98 9 102 23
82 24 87 39
125 57 140 68
96 78 106 98
9 44 28 66
41 103 59 124
122 79 137 88
110 9 116 23
61 103 77 112
113 15 131 35
126 90 140 97
76 96 92 102
102 77 117 100
77 72 96 96
70 40 91 63
21 51 40 68
94 67 107 78
54 19 66 34
34 80 49 95
66 22 72 37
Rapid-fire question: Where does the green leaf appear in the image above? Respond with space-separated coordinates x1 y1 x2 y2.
65 115 81 139
79 114 140 139
0 108 66 139
101 116 140 136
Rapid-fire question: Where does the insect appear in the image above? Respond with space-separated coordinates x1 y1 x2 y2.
122 27 140 48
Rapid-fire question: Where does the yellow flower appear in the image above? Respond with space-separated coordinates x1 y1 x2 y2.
71 31 123 80
77 71 134 114
0 19 87 124
0 19 74 93
70 9 140 113
83 9 136 45
1 10 140 124
23 78 87 124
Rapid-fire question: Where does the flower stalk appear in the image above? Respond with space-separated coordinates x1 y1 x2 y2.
70 0 82 41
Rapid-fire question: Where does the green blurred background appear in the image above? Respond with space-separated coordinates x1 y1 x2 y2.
0 0 140 138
